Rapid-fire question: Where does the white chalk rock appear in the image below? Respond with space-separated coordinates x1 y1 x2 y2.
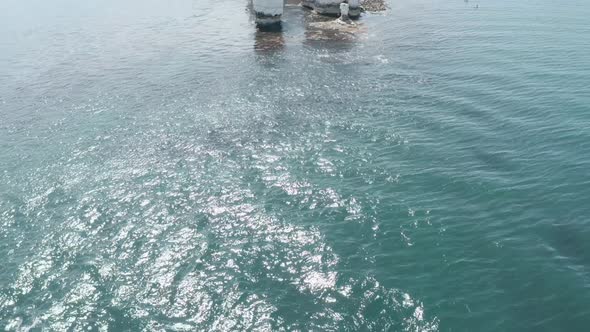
347 0 361 18
340 3 350 20
313 0 344 16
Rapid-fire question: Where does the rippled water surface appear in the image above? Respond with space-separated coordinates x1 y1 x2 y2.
1 0 590 330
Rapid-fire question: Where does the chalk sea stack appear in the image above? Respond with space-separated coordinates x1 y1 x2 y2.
253 0 284 27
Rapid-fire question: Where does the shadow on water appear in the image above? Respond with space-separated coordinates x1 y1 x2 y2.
254 24 285 54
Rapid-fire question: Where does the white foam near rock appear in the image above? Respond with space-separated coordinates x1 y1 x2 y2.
252 0 284 26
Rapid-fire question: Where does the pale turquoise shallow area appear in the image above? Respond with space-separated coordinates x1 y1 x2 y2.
1 0 590 330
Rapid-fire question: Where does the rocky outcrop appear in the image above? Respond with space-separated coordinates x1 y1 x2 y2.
361 0 387 12
302 0 362 18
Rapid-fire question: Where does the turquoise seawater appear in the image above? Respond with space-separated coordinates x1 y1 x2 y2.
1 0 590 330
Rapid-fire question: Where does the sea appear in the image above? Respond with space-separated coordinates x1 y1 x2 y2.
1 0 589 330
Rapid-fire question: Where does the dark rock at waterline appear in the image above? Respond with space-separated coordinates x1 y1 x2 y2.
362 0 387 12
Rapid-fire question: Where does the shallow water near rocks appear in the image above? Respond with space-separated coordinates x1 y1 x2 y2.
1 0 590 330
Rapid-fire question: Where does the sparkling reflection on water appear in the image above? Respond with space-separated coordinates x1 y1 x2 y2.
1 0 590 331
